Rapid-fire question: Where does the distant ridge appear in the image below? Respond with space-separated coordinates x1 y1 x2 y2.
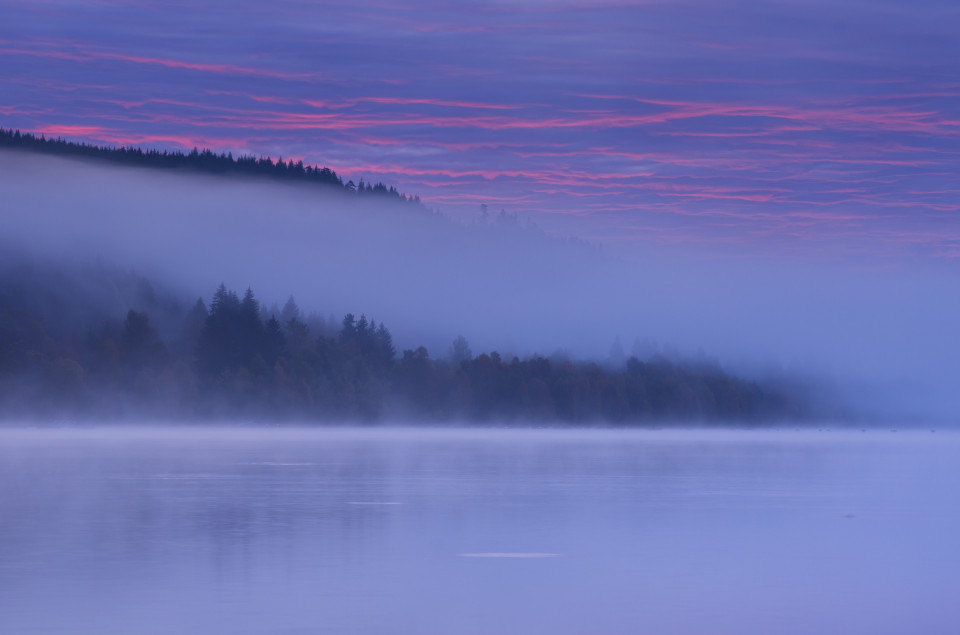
0 127 421 205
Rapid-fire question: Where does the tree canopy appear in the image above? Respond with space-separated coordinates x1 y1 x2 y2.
0 127 420 205
0 276 797 423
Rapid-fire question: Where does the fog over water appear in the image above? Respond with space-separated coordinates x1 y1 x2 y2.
1 427 959 635
2 149 959 420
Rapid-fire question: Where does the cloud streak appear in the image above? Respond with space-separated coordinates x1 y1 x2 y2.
1 0 959 263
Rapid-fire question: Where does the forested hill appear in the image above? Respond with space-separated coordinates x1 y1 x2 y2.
0 127 420 205
0 266 798 424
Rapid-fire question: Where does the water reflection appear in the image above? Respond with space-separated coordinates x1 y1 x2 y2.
0 427 958 634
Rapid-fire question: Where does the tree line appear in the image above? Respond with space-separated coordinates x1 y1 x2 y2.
0 127 420 204
0 281 795 423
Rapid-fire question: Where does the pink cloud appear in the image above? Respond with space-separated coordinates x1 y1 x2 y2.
0 40 321 82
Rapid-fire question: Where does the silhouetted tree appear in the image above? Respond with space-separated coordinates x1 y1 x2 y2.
280 296 300 325
449 335 472 365
263 316 285 365
119 310 166 368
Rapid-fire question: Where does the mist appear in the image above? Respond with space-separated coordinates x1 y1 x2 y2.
2 149 958 421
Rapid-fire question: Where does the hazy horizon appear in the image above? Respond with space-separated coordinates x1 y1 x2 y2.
2 147 958 422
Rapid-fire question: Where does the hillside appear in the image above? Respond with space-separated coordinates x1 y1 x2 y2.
0 127 420 205
0 261 792 423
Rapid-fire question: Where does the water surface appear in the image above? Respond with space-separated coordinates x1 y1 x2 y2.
1 426 958 634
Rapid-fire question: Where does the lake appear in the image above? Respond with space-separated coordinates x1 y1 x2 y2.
0 426 958 634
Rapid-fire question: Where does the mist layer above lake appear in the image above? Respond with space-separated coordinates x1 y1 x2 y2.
1 426 958 634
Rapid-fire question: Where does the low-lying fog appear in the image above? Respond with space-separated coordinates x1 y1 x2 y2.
2 149 958 421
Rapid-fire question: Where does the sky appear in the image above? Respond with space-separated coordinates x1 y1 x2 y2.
2 0 960 264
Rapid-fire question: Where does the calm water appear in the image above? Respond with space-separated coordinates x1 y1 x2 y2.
1 426 958 634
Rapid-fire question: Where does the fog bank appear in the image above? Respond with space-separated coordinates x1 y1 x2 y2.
2 149 958 420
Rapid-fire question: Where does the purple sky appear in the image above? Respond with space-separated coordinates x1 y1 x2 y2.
3 0 960 263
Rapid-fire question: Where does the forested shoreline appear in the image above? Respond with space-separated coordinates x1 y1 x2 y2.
0 127 420 205
0 131 800 424
0 272 794 424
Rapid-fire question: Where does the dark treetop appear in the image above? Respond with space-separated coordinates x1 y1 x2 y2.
0 127 420 205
